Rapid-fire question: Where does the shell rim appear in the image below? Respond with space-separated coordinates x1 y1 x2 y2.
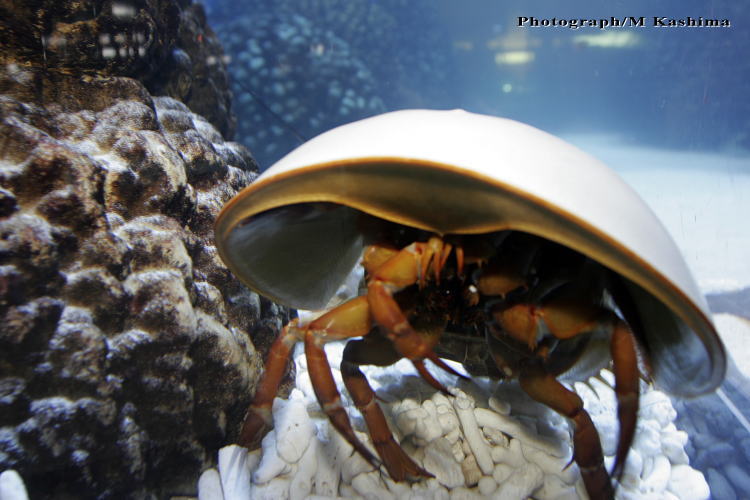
216 155 727 394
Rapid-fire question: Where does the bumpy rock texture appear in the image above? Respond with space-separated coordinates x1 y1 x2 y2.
0 0 236 138
0 76 289 497
0 1 287 497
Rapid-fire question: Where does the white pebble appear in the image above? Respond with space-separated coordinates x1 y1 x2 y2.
431 391 453 410
482 426 509 447
383 476 412 498
534 474 578 500
661 429 689 464
488 395 511 415
592 413 618 456
445 427 461 445
274 398 315 463
632 419 661 458
229 339 705 500
413 478 449 499
449 486 483 500
314 426 343 496
340 441 375 483
639 390 676 428
249 475 291 500
352 471 394 500
599 369 615 387
490 438 526 468
339 483 357 498
588 379 616 416
197 468 223 500
494 464 514 487
414 401 443 443
619 447 643 491
477 476 497 495
454 394 493 475
0 471 28 500
661 437 689 465
289 437 318 500
423 438 465 488
521 442 576 484
574 382 605 416
475 408 567 458
253 431 292 484
218 445 252 500
460 454 482 487
642 454 670 494
433 396 460 435
395 407 423 437
448 438 464 462
668 464 710 500
494 462 544 499
245 449 261 477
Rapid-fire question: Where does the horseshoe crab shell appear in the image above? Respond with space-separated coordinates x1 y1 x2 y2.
215 109 726 398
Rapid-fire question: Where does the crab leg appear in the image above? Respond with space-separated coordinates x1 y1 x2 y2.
543 290 640 483
341 334 432 481
239 296 377 463
367 236 464 390
239 322 299 448
609 315 640 481
302 296 380 467
519 362 614 500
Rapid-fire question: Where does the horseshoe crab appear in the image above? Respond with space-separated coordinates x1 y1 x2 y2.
214 109 726 499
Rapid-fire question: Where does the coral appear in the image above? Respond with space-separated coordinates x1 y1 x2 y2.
0 71 287 498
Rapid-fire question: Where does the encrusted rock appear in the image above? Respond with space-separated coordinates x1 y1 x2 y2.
0 0 235 138
0 70 286 498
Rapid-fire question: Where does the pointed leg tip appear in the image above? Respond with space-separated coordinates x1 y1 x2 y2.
412 359 452 395
376 439 433 483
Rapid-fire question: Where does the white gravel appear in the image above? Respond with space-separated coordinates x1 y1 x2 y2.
199 341 709 500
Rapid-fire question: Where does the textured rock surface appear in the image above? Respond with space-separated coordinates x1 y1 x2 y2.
0 70 287 498
146 2 237 138
0 0 235 138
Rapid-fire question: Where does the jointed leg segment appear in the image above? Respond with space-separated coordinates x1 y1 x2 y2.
239 323 298 448
341 335 432 480
520 362 614 500
240 236 469 480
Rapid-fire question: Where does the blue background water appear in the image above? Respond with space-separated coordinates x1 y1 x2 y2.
203 0 750 497
204 0 749 168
